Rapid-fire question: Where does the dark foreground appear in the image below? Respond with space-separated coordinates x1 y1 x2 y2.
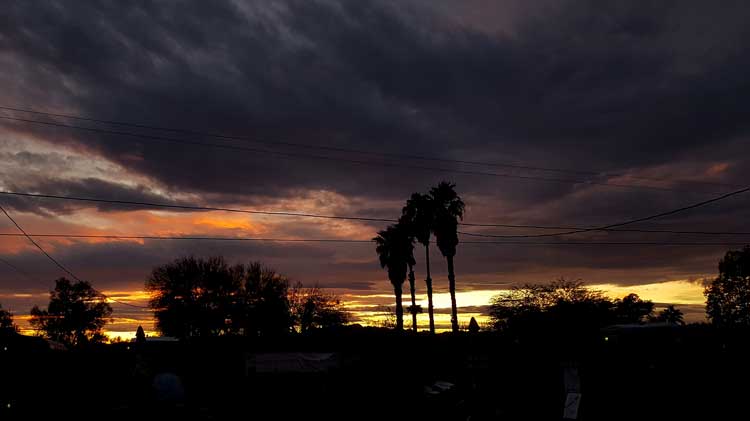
2 325 749 420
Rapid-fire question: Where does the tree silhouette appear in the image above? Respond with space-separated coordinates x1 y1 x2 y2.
29 278 112 346
146 257 291 338
612 293 654 324
374 224 414 331
489 279 658 339
490 279 610 331
0 303 16 333
429 181 465 333
239 262 292 337
656 305 684 325
402 192 437 333
146 256 239 338
135 325 146 343
468 316 480 333
705 246 750 327
289 284 349 333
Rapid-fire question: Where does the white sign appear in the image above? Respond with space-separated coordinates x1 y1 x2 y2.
563 392 582 419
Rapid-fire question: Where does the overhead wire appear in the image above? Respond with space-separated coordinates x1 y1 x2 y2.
2 187 748 237
0 104 740 190
0 114 710 193
0 204 149 308
0 232 746 247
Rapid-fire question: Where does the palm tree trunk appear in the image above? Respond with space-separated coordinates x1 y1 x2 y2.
408 264 417 333
394 283 404 331
447 255 458 333
425 243 435 334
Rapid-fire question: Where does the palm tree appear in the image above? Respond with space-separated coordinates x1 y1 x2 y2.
399 214 422 333
430 181 465 333
373 224 414 331
402 193 436 334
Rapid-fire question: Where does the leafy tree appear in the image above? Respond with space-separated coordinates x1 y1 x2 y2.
490 279 611 332
374 224 414 331
402 193 436 333
429 181 465 333
705 246 750 327
289 284 349 333
239 262 292 337
146 257 291 338
0 303 17 333
146 256 239 338
489 279 656 339
612 293 654 324
655 305 684 325
29 278 112 346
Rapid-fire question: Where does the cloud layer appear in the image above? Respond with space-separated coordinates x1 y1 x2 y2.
2 0 750 331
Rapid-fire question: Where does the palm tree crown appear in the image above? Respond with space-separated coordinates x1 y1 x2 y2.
402 193 434 247
430 181 465 258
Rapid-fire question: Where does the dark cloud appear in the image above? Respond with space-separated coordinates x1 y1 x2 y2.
1 0 749 318
2 0 749 201
0 177 190 215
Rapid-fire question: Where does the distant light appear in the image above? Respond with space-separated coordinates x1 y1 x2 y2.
6 403 10 408
2 346 6 351
126 346 130 351
604 336 609 342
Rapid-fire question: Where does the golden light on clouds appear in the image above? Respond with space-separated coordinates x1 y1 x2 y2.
592 279 707 305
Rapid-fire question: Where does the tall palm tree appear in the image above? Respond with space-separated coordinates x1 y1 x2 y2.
373 224 414 331
399 214 421 333
402 193 436 334
430 181 465 333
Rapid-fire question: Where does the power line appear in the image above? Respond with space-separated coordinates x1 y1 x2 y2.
0 190 397 223
461 186 750 238
0 204 148 308
1 104 740 190
459 227 750 237
458 222 750 233
0 232 746 247
0 114 706 193
0 233 371 243
2 188 748 236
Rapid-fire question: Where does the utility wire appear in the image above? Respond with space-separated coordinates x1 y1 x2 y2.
458 222 750 233
0 204 148 308
0 115 706 193
459 227 750 237
0 232 747 246
461 186 750 238
0 190 397 223
0 233 372 243
1 104 740 190
2 188 748 236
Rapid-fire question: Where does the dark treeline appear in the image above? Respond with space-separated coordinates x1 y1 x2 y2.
0 257 348 347
145 256 348 339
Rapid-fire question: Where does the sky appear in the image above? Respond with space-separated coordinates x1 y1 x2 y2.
1 0 749 337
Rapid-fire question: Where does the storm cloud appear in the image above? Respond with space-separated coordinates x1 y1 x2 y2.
1 1 749 328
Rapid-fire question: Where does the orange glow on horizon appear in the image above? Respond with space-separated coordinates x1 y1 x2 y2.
6 279 709 338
